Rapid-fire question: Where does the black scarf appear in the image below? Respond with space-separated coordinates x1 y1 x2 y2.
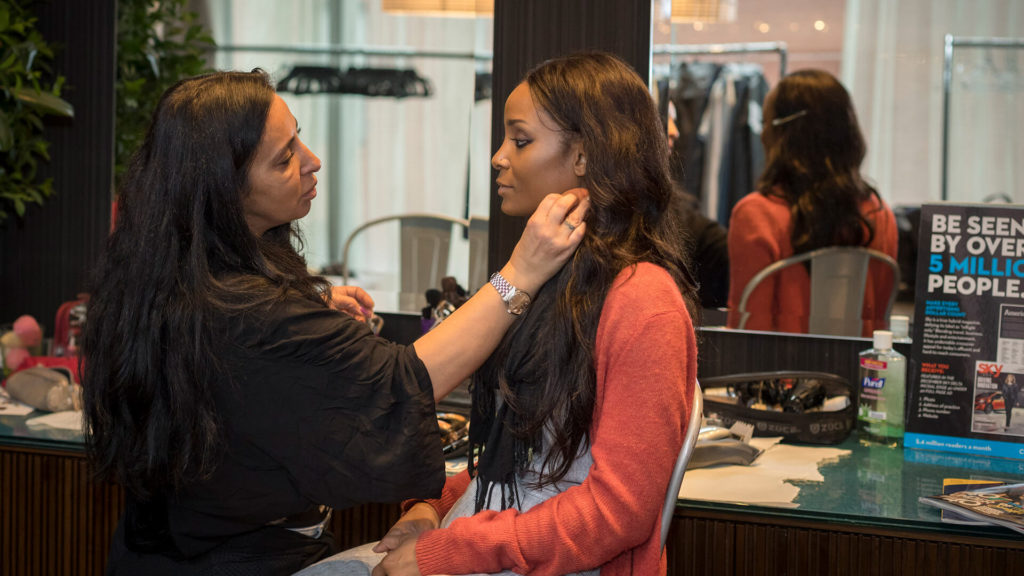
468 276 559 512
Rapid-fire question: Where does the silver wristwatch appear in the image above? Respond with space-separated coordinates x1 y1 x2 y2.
489 272 532 315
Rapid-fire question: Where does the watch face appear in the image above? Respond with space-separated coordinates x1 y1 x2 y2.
507 291 531 315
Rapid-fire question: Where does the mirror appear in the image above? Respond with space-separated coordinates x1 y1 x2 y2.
205 0 494 313
200 0 1023 329
651 0 1024 335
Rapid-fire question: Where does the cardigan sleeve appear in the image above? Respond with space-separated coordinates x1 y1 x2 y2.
414 264 697 576
727 193 787 329
402 469 473 517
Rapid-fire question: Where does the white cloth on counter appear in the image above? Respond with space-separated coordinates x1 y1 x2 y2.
0 398 36 416
680 437 850 507
25 409 83 431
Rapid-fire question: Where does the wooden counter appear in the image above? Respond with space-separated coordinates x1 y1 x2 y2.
4 423 1024 575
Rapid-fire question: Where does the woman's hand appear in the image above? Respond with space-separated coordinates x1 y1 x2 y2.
371 503 439 554
503 188 589 295
370 503 436 576
410 188 588 400
371 535 422 576
326 285 375 322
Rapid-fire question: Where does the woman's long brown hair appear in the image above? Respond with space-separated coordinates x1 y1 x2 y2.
758 69 882 254
473 52 698 485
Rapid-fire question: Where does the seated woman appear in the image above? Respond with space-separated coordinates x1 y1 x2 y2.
726 69 898 335
301 51 700 576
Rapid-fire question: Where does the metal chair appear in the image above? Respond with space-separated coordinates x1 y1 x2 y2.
660 381 703 551
467 216 489 293
340 213 469 297
736 246 900 336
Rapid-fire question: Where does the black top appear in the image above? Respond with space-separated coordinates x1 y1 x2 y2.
110 294 444 573
673 189 730 309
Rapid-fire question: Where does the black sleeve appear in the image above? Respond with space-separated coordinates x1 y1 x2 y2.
691 212 730 309
227 297 445 509
675 202 731 309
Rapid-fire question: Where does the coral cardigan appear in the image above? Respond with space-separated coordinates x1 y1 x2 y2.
413 263 698 576
726 191 899 335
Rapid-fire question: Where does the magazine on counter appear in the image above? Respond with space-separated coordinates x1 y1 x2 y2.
919 482 1024 535
938 478 1006 525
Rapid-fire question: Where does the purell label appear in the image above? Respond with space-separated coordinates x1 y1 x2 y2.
862 376 886 389
860 358 887 370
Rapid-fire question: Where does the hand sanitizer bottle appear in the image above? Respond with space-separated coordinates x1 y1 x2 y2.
857 330 906 446
889 315 911 344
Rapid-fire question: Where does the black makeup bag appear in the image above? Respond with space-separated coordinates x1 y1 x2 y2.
699 371 856 445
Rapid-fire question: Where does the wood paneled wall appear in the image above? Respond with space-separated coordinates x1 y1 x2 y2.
5 443 1024 576
0 0 115 325
0 447 122 576
668 511 1024 576
0 443 399 575
486 0 653 272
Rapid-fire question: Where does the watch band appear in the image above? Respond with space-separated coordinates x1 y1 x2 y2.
489 271 515 302
489 271 532 315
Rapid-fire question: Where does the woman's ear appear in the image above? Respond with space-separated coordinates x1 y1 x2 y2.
572 142 587 177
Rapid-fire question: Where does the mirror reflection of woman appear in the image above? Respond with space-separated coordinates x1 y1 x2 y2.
725 69 898 334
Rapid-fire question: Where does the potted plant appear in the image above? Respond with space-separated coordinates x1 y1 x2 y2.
0 0 74 224
115 0 214 187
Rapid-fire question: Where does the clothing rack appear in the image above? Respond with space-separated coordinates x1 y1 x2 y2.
215 43 493 62
652 41 788 77
941 34 1024 200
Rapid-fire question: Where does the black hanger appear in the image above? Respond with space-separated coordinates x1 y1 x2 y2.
339 67 433 98
474 71 492 102
277 65 433 99
276 66 347 95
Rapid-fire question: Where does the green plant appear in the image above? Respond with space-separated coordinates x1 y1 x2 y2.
0 0 75 223
115 0 214 187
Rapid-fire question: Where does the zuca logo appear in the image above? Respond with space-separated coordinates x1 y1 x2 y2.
978 363 1004 378
862 376 885 389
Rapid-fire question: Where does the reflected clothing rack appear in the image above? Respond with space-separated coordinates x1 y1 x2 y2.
214 43 492 97
941 35 1024 200
653 43 780 225
652 41 788 78
214 43 493 62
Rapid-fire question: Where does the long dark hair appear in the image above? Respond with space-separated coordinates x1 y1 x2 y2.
758 69 881 255
82 70 330 499
473 52 698 485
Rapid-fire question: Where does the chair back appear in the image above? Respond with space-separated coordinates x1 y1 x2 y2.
736 246 900 336
467 216 489 293
661 381 703 551
341 213 469 297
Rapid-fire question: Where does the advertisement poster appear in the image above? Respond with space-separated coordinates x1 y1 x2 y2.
905 204 1024 460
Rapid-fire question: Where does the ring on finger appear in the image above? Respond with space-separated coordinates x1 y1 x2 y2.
565 221 577 232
